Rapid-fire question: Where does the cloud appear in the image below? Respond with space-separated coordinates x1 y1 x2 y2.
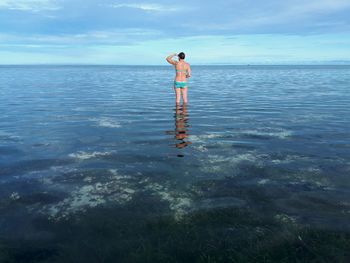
0 28 163 46
1 0 349 36
1 0 350 64
0 0 60 12
109 3 178 12
179 0 350 34
2 33 350 65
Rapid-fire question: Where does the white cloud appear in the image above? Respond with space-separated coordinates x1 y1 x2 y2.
0 0 60 12
110 3 178 12
1 33 350 64
0 28 163 45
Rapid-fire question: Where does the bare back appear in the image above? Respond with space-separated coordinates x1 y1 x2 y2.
175 61 191 82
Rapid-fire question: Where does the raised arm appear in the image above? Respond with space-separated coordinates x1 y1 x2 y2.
166 53 177 65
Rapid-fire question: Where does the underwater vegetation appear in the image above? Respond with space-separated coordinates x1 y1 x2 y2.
1 184 350 263
1 65 350 262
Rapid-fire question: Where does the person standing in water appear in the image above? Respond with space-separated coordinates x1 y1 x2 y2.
166 52 191 104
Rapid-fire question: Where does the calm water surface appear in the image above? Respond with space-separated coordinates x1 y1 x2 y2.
1 65 350 262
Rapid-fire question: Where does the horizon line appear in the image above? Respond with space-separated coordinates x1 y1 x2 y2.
1 63 350 67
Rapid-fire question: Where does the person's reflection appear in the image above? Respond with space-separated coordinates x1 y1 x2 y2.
174 103 191 149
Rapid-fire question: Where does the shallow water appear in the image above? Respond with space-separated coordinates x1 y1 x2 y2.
1 65 350 262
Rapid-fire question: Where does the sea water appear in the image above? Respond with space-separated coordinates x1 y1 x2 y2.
0 65 350 262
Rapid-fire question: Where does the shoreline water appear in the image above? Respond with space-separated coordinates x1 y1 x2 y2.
1 65 349 262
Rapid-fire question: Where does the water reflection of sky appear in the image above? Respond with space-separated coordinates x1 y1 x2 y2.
0 65 350 244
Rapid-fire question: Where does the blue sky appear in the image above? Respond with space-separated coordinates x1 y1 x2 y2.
1 0 350 64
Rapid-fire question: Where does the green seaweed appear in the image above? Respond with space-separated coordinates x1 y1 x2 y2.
1 192 349 263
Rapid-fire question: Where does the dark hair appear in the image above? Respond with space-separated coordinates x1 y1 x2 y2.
178 52 185 60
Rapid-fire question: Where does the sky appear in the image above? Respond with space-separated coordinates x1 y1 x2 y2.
0 0 350 64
